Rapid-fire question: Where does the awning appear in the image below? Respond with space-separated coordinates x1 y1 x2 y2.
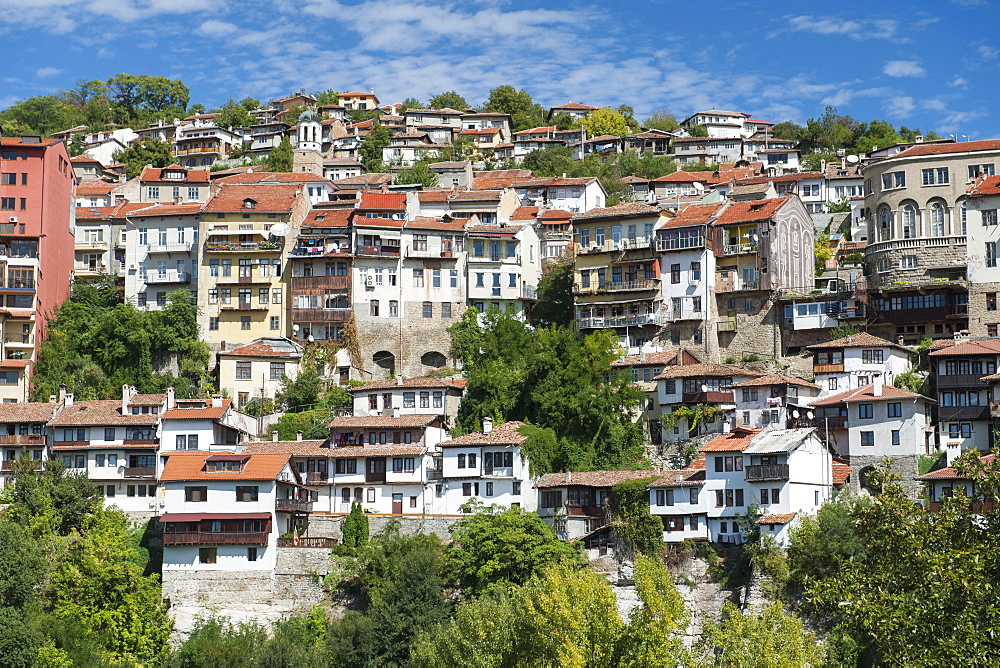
159 512 271 523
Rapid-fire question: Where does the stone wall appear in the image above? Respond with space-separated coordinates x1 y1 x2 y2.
848 453 922 498
966 281 1000 337
352 302 458 380
308 513 458 543
713 290 782 363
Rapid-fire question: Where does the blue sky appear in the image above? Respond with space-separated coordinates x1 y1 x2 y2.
3 0 998 136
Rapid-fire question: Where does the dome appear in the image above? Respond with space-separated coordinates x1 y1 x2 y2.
298 109 321 124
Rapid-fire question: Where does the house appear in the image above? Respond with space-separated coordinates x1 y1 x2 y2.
159 451 315 572
611 348 701 445
731 373 821 430
0 401 56 490
73 202 150 281
436 419 536 514
159 392 250 455
323 158 364 182
465 221 541 318
809 379 934 470
348 377 466 426
74 179 118 208
534 469 658 540
217 337 303 411
679 110 750 139
125 202 202 311
914 454 996 513
137 165 212 203
624 130 673 156
655 363 764 443
571 135 625 161
647 467 709 542
928 335 1000 463
806 332 912 398
512 176 606 214
427 161 473 189
547 102 597 121
537 209 574 260
650 171 713 206
671 136 743 166
213 171 334 206
172 124 243 168
460 112 512 136
457 127 508 156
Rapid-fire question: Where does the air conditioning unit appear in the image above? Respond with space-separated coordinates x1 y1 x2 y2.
365 276 374 287
8 217 17 223
129 264 137 271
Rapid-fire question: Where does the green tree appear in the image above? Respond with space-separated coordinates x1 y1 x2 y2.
1 458 103 536
521 146 575 176
273 408 336 441
398 97 422 112
579 107 629 137
483 85 546 131
279 364 322 411
770 120 804 141
531 257 575 326
106 73 190 116
359 123 393 171
168 617 267 667
266 136 293 172
787 494 869 593
0 95 83 136
612 477 662 556
643 108 679 132
112 137 174 178
215 97 256 129
687 123 709 137
697 601 824 666
394 161 438 187
313 89 339 106
447 504 585 596
341 502 369 548
550 112 578 130
616 104 641 133
429 91 468 110
893 369 926 394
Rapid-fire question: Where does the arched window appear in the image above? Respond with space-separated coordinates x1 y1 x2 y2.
930 202 945 237
902 205 917 239
961 200 968 235
879 208 892 241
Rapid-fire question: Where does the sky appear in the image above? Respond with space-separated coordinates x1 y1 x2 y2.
3 0 999 137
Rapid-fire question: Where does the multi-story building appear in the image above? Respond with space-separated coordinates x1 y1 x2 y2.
133 165 211 204
0 134 77 401
731 373 821 430
535 469 660 540
647 466 709 543
511 176 606 214
0 401 55 489
73 202 146 280
679 110 751 139
217 337 303 411
348 377 466 427
213 172 334 206
928 336 1000 463
159 392 249 456
547 102 597 122
806 332 912 398
125 202 202 309
173 124 242 169
288 209 352 345
465 221 540 317
966 175 1000 336
198 183 311 344
611 348 701 446
655 363 763 443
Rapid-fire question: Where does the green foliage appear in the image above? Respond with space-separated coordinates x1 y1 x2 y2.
521 145 575 176
893 369 926 395
530 257 575 326
482 85 546 131
814 231 832 275
687 124 709 137
266 136 293 172
273 408 333 441
106 72 189 115
341 502 369 548
447 505 585 596
579 107 629 137
1 458 102 536
279 364 322 411
919 452 946 476
681 160 719 172
359 122 393 171
428 91 468 110
393 161 438 187
828 324 861 341
112 136 175 178
826 197 852 213
770 121 803 141
313 89 339 106
697 601 825 666
611 477 663 556
663 404 723 437
216 96 258 129
642 108 679 132
786 495 869 594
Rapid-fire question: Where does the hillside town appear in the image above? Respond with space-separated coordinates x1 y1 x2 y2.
3 84 1000 660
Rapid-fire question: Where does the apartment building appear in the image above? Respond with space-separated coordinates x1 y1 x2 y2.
348 377 466 427
0 135 77 401
655 363 763 443
288 208 352 345
928 336 1000 463
73 202 143 280
611 348 700 446
535 469 659 540
0 401 56 489
217 337 303 410
125 202 202 309
731 373 821 431
198 184 311 344
806 332 912 398
465 221 540 318
133 165 212 204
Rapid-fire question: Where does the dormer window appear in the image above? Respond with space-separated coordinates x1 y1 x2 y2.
205 454 250 472
749 203 765 211
243 199 256 209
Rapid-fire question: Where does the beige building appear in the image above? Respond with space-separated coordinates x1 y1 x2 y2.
217 337 303 410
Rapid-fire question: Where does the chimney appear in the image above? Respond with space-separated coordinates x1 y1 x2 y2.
565 471 571 483
841 156 846 170
59 384 67 404
211 394 223 408
64 393 74 407
370 88 374 95
482 417 493 434
272 431 279 442
49 395 56 404
897 335 905 346
296 430 303 441
915 135 924 143
166 387 175 411
393 407 400 418
121 384 133 414
873 373 883 397
723 419 732 434
396 375 403 386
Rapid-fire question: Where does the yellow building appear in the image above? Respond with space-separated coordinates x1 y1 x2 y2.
198 184 311 347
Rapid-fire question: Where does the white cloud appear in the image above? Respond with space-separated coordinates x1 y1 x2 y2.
35 67 62 78
196 19 237 36
883 60 926 77
949 77 969 88
785 15 899 40
0 0 214 34
978 45 999 60
885 96 915 117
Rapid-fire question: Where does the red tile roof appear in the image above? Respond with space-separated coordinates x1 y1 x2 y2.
894 139 1000 159
810 383 933 406
652 171 710 182
539 209 572 223
929 338 1000 357
162 399 232 420
808 332 909 352
328 414 441 429
358 192 406 211
75 179 116 196
304 208 350 228
649 468 706 486
327 444 424 458
551 102 597 111
75 202 155 220
0 137 62 147
465 223 522 236
219 339 303 359
404 216 467 232
654 363 761 380
203 184 303 213
140 167 211 183
440 421 527 447
241 440 329 456
0 402 59 423
713 198 788 226
348 377 466 392
832 462 852 486
757 512 796 525
331 173 392 188
572 203 660 221
160 451 292 481
660 202 723 228
215 172 330 184
914 455 996 481
611 349 697 367
510 206 540 221
970 175 1000 197
700 429 760 452
533 470 658 488
730 373 819 390
47 400 160 427
130 203 204 217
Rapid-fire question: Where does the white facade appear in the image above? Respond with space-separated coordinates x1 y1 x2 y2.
437 422 536 514
514 178 606 214
125 206 201 310
465 224 541 317
810 336 913 399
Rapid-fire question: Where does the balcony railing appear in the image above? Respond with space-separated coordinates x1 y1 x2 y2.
745 464 789 482
723 243 757 255
291 308 352 322
123 438 158 446
221 301 268 312
162 531 268 546
277 536 336 548
927 500 997 514
144 271 190 284
302 472 329 484
124 466 156 478
937 374 987 389
483 466 514 478
276 499 313 513
290 275 350 290
819 416 848 430
565 503 607 517
425 468 443 480
146 242 193 253
0 434 44 445
355 245 400 257
205 242 282 252
655 237 705 251
813 363 844 373
605 279 660 292
682 390 735 404
576 313 662 329
406 245 457 258
939 405 990 421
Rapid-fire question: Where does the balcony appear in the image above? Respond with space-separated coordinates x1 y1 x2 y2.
0 460 44 471
144 271 190 284
927 500 997 514
124 466 156 478
205 242 282 253
162 531 268 546
813 363 844 374
819 416 848 430
745 464 789 482
0 434 45 445
406 245 457 259
290 275 350 291
866 235 967 256
291 308 352 322
355 245 400 257
576 313 662 329
277 536 336 548
221 301 268 312
276 498 313 513
937 374 986 389
2 335 33 347
605 279 660 292
123 438 158 446
682 390 735 404
722 243 757 256
301 472 329 484
483 466 514 478
75 240 109 251
290 246 340 257
146 242 193 254
565 503 607 517
425 467 443 480
655 237 705 251
939 405 990 421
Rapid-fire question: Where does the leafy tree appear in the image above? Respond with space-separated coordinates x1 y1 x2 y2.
279 364 322 411
643 108 679 132
611 477 662 556
399 97 423 112
828 324 861 341
826 197 851 213
112 137 174 178
273 408 333 441
313 89 339 106
521 146 575 176
787 494 869 592
215 97 257 129
62 78 108 106
1 458 102 536
550 112 577 130
359 123 393 171
341 502 369 548
168 617 267 667
770 120 804 141
687 123 709 137
106 73 190 116
394 161 438 187
266 136 293 172
852 119 901 154
447 504 585 596
697 602 824 666
0 95 83 136
616 104 641 133
681 160 719 172
531 257 575 326
893 369 926 394
483 85 546 131
814 231 833 275
428 91 469 110
579 107 629 137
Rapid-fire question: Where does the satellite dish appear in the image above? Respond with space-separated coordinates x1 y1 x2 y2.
701 384 708 393
307 335 315 343
270 223 291 237
692 182 705 192
792 409 800 419
846 155 860 164
806 410 814 420
292 324 300 333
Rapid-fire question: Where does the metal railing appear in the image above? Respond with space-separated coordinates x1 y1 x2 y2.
744 464 789 482
276 499 314 513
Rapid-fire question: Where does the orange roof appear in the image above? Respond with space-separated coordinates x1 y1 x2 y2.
160 451 293 481
328 415 441 429
652 171 710 182
404 216 467 232
757 512 796 525
810 383 933 406
162 399 232 420
655 363 761 380
713 198 788 226
130 202 204 217
0 137 62 147
894 139 1000 159
440 421 527 447
730 373 819 390
203 184 303 213
304 208 351 228
140 166 210 183
808 332 909 352
661 202 723 228
511 206 540 221
219 338 302 358
929 337 1000 357
700 429 761 452
572 203 660 221
832 462 852 486
915 454 995 481
534 470 657 488
75 179 116 196
358 191 406 211
551 102 597 111
241 440 329 456
970 175 1000 197
47 400 160 427
215 172 330 184
348 377 466 391
75 202 155 220
649 468 706 486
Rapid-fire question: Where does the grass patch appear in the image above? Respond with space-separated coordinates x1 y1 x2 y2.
919 453 946 476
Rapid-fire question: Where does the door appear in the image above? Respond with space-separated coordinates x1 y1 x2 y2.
392 493 403 514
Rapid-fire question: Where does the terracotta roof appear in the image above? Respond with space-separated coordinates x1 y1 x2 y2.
652 171 711 183
160 451 293 481
331 173 392 188
471 169 533 189
929 338 1000 357
75 179 117 196
572 203 660 221
130 394 165 406
326 445 424 458
914 455 996 481
700 429 761 452
539 209 572 222
75 202 155 220
894 139 1000 159
162 399 232 420
832 462 852 486
219 338 303 359
357 192 406 211
304 208 350 228
808 332 909 352
730 373 819 390
203 184 303 213
328 414 441 429
551 102 597 111
427 161 471 169
215 172 330 184
348 377 466 392
241 440 329 456
0 360 30 368
510 206 540 221
970 175 1000 197
404 216 467 232
713 198 787 226
446 190 502 202
71 155 101 163
466 223 522 236
130 202 204 217
0 137 62 147
810 383 933 406
660 202 722 228
140 166 211 183
533 470 657 488
654 363 762 380
440 421 527 447
515 177 597 188
649 468 706 486
611 349 695 367
514 126 557 135
757 512 796 525
0 402 58 423
458 128 501 136
353 216 405 229
47 400 159 427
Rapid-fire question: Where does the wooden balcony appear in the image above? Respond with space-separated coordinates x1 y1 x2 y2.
937 374 987 389
124 466 155 478
290 275 350 291
291 308 352 322
819 416 848 430
123 439 159 446
0 434 45 445
355 245 400 257
813 363 844 373
682 390 735 404
928 500 997 513
565 503 607 517
301 472 329 484
745 464 789 482
938 405 990 421
604 279 660 292
275 499 313 513
162 531 268 546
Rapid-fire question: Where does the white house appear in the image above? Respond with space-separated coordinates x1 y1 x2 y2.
807 332 913 398
914 454 996 513
348 377 466 427
731 374 821 431
124 202 202 310
159 393 250 454
679 110 750 139
512 177 605 214
436 419 536 514
534 470 659 540
647 467 709 543
655 363 763 443
465 222 541 317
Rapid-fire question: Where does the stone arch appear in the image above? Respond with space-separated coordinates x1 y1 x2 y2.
372 351 395 376
858 465 882 496
898 199 920 238
420 351 447 368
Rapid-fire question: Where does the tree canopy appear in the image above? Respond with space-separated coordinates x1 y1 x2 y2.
359 123 393 171
428 91 468 110
579 107 630 137
643 108 679 132
112 137 174 178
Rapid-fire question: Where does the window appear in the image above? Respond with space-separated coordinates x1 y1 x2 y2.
419 392 430 408
335 459 357 474
861 349 884 364
983 210 999 226
881 171 905 190
989 242 998 268
269 362 285 381
269 316 280 330
858 403 873 419
887 402 902 418
988 293 997 312
432 269 441 287
236 486 259 502
403 392 415 408
670 263 681 283
891 430 901 445
441 302 452 319
199 548 217 564
901 255 918 268
413 268 424 287
370 299 379 317
860 431 875 446
388 300 398 317
921 167 949 185
449 269 458 288
240 316 251 330
237 361 251 380
423 301 432 318
930 203 945 236
185 486 208 502
761 488 770 504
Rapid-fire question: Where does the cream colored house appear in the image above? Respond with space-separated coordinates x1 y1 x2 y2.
217 337 303 410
